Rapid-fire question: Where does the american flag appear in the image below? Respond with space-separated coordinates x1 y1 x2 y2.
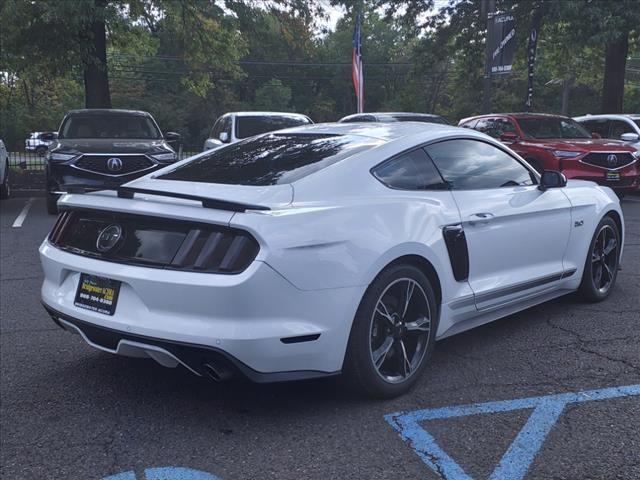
352 12 364 113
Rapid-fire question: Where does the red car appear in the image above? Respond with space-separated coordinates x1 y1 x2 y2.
459 113 639 194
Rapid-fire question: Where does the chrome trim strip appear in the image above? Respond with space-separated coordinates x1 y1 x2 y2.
450 269 576 310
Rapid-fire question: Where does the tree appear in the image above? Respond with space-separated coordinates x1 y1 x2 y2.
254 79 294 110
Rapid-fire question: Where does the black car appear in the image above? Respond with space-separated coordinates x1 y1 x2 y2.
338 112 450 125
45 109 180 214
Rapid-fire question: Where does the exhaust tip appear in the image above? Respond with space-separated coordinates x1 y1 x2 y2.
203 362 233 382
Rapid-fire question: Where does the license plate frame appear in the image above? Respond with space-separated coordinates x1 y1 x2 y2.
74 273 121 316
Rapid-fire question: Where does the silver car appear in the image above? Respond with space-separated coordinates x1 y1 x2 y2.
574 114 640 151
203 112 312 151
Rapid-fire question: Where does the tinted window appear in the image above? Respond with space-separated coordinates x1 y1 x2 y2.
460 119 478 129
493 118 516 136
340 115 377 123
60 114 161 139
425 139 535 190
235 116 310 139
474 118 495 137
373 149 446 190
386 115 449 125
518 117 590 139
580 119 609 138
159 134 383 186
210 118 222 138
220 116 232 141
610 120 634 138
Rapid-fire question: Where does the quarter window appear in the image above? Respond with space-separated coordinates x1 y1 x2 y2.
424 139 535 190
373 149 446 190
610 120 634 138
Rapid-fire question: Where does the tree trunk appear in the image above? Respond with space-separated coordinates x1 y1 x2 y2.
600 33 628 113
83 0 111 108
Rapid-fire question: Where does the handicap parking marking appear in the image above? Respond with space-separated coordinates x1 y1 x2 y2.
384 384 640 480
11 197 34 228
103 466 221 480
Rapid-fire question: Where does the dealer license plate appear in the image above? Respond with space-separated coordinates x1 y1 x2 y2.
74 273 121 316
605 171 621 182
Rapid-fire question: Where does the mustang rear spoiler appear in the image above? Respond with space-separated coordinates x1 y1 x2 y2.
117 186 271 212
62 185 270 212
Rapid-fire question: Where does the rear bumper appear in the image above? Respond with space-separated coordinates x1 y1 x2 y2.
43 304 338 383
40 240 365 376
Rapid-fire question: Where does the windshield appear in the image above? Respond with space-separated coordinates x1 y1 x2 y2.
634 120 640 129
518 117 591 139
60 114 161 139
159 133 383 186
235 116 310 139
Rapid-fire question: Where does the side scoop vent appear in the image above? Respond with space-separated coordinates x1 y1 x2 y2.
49 210 259 274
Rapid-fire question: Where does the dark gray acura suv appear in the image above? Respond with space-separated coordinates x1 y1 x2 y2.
45 109 180 214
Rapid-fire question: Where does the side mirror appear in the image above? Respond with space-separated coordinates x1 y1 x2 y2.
500 132 519 143
165 132 181 142
620 132 640 142
591 132 602 139
538 170 567 191
219 132 229 143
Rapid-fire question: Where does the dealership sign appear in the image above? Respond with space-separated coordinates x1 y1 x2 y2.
488 13 516 75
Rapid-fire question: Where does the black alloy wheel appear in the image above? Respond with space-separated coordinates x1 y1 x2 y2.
579 216 620 302
344 263 438 398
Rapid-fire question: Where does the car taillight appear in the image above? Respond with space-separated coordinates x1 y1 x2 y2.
47 209 259 274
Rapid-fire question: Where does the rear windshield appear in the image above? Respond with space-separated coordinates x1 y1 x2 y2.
386 115 449 125
235 116 311 139
159 133 383 186
60 114 161 139
518 117 591 139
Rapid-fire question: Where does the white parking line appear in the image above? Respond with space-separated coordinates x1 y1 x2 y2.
12 198 35 228
624 196 640 203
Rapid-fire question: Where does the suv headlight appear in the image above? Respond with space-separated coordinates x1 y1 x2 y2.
46 152 76 161
552 150 582 158
151 152 177 162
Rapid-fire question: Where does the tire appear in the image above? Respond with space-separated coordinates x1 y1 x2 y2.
0 161 9 199
578 216 620 302
46 192 59 215
343 263 438 398
526 158 544 174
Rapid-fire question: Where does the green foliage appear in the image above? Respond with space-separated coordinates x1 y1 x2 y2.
254 79 294 111
1 0 638 149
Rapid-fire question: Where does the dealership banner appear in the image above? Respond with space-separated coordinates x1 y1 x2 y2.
488 13 516 75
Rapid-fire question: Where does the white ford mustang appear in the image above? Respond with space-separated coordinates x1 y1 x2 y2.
40 123 623 397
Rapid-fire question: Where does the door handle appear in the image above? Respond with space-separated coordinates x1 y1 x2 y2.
468 212 494 225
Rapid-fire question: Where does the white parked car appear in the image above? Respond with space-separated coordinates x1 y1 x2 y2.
25 131 58 156
574 114 640 150
0 139 9 199
41 123 623 397
203 112 312 151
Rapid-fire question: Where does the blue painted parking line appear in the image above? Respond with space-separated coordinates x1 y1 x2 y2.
103 467 221 480
385 384 640 480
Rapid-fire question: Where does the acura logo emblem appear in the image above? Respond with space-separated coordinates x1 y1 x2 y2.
96 224 123 252
107 157 123 172
606 154 618 167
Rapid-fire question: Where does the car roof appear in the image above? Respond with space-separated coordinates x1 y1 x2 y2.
340 112 443 121
275 121 470 142
228 111 310 119
573 114 640 121
65 109 152 116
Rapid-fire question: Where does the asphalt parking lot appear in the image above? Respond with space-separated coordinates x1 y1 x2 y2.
1 195 639 480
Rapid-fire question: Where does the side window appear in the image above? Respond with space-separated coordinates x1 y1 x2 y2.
610 120 634 138
424 139 536 190
580 119 609 138
493 118 516 136
475 118 499 138
460 119 478 129
373 149 445 190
